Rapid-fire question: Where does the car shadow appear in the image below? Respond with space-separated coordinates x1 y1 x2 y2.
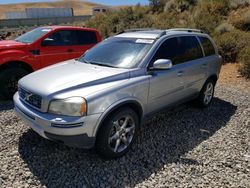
0 100 14 111
18 98 237 187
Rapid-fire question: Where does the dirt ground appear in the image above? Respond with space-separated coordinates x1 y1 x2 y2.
218 63 250 91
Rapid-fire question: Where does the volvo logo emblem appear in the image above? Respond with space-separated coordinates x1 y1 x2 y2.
25 93 33 101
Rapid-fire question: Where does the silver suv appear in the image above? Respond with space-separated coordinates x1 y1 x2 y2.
14 28 222 158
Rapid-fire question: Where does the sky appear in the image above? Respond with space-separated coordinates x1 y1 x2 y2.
0 0 149 6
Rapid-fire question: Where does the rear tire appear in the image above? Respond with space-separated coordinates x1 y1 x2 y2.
0 67 29 100
95 107 139 159
194 79 215 108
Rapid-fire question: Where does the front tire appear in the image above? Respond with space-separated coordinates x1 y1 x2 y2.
0 67 29 100
95 107 139 159
195 79 215 108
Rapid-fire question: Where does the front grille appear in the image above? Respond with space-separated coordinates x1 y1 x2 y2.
19 87 42 109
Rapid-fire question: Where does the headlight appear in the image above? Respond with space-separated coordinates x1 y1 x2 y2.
48 97 87 117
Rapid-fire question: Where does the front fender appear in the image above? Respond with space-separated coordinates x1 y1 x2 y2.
0 50 39 70
92 97 144 137
87 75 150 137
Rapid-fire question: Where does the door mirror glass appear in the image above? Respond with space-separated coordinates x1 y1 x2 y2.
152 59 173 70
41 38 54 46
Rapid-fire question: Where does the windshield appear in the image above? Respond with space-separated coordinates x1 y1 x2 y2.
79 37 154 68
15 28 52 43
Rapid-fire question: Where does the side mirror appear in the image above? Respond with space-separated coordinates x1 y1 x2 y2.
151 59 173 70
41 38 54 46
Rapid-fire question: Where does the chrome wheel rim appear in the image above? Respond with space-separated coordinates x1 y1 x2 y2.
108 115 135 153
204 82 214 105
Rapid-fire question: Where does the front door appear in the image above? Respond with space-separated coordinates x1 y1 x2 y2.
39 30 74 68
147 37 185 113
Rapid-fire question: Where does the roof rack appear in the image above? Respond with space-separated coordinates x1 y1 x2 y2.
117 28 158 34
166 28 204 33
117 28 166 38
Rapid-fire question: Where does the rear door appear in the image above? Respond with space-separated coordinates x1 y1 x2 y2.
198 36 220 76
39 30 75 68
174 36 205 97
68 30 99 59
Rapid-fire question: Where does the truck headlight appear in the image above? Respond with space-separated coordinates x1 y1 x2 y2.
48 97 87 117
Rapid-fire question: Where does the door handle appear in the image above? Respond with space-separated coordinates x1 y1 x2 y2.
67 49 74 52
202 63 207 67
177 71 184 77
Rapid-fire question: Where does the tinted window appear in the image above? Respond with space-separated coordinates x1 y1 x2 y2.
198 36 215 56
75 30 97 45
152 36 203 65
178 36 203 63
46 30 74 46
151 37 180 64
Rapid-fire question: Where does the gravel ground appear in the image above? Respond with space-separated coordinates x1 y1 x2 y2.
0 84 249 188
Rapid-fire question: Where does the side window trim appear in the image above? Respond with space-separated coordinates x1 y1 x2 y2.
195 36 205 57
205 36 218 55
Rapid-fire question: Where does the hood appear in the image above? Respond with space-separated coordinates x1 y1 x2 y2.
0 40 27 50
19 60 130 97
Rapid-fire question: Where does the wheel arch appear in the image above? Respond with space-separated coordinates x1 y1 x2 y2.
0 60 33 73
207 74 218 84
201 74 218 91
93 99 144 137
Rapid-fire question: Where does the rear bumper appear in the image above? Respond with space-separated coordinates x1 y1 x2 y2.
14 92 102 149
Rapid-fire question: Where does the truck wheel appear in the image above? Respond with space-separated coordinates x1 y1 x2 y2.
195 79 215 108
0 67 29 100
95 107 139 159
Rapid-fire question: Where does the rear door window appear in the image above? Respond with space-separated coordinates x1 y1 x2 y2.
177 36 203 64
74 30 97 45
198 36 216 56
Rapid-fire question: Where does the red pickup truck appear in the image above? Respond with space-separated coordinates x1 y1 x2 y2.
0 26 102 99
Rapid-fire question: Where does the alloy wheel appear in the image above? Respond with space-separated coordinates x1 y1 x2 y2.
108 115 135 153
204 82 214 105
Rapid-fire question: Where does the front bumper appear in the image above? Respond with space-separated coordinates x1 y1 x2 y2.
14 93 102 149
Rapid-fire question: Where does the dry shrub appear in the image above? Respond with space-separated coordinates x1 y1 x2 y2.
214 30 250 62
86 6 153 38
229 7 250 30
238 47 250 78
229 0 249 9
215 23 234 34
193 0 230 33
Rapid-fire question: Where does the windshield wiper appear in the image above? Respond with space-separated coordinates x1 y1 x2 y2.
91 62 118 68
81 59 117 68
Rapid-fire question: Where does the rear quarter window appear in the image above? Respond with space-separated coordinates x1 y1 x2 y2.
198 36 216 56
